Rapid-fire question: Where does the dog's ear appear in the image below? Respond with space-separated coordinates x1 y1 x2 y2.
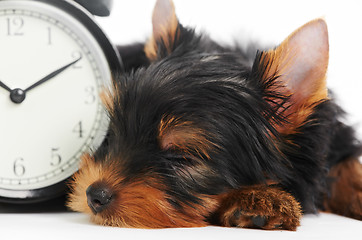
254 19 329 135
145 0 181 61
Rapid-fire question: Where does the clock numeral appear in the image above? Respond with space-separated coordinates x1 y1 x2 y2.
85 86 96 104
13 158 25 177
73 121 84 138
50 148 62 166
71 51 83 69
7 17 24 36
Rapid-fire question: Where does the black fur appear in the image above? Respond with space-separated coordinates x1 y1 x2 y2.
116 43 149 72
93 22 362 216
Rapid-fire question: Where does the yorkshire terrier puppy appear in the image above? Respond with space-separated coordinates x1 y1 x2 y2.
68 0 362 230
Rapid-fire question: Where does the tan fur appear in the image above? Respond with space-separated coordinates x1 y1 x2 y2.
144 0 179 61
158 115 217 159
67 154 219 228
324 158 362 220
100 88 114 113
67 153 124 213
214 185 302 230
261 19 329 135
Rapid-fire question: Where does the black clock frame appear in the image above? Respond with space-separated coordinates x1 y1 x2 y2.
0 0 123 203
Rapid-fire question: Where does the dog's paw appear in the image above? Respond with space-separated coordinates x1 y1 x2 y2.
216 185 302 230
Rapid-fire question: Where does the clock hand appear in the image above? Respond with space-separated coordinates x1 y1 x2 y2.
2 57 82 104
24 56 82 92
0 80 27 104
0 80 12 92
0 80 26 104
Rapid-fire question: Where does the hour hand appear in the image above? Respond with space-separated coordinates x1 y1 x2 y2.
25 56 82 92
0 80 12 93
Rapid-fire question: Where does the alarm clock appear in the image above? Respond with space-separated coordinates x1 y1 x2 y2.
0 0 122 203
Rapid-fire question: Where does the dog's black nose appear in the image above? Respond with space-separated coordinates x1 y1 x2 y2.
86 184 113 214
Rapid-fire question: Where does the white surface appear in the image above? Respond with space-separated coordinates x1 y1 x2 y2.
0 0 361 239
0 211 360 240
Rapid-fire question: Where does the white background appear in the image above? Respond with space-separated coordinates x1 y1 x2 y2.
97 0 362 139
1 0 362 239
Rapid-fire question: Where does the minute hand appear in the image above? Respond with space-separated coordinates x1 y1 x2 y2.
25 56 82 92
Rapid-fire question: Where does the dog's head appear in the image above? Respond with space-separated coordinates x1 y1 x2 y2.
68 0 329 228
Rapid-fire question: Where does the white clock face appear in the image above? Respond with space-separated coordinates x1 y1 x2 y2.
0 1 111 191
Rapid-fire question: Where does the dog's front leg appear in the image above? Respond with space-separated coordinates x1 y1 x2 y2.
212 185 302 230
